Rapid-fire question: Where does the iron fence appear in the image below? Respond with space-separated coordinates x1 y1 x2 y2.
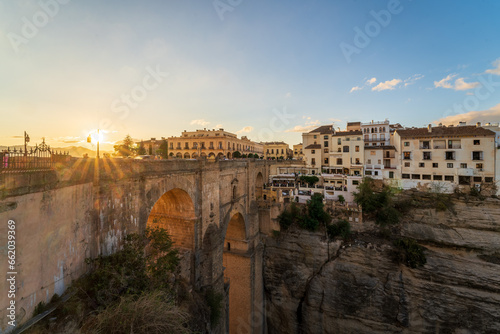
0 140 69 171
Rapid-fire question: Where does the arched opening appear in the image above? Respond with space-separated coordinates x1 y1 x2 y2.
200 152 207 158
227 152 232 159
176 152 182 158
223 212 250 333
147 188 196 250
217 153 224 160
169 152 174 158
184 152 190 159
192 152 198 159
255 172 263 199
208 152 216 160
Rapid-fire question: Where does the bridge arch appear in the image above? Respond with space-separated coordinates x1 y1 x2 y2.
147 188 196 250
222 209 252 333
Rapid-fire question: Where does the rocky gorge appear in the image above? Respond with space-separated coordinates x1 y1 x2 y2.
263 195 500 333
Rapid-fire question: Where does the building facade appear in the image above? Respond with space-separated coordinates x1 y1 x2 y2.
293 144 304 160
393 124 496 191
168 128 263 159
263 142 292 159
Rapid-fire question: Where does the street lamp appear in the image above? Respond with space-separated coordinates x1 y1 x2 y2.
87 129 100 159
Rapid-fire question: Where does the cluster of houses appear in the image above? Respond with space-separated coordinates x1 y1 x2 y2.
267 120 500 203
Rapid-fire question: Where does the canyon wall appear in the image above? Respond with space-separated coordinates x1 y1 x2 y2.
264 197 500 334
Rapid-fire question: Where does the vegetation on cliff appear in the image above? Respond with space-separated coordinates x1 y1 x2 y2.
278 193 331 231
27 227 208 334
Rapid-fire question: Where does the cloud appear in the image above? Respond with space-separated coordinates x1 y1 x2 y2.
285 120 321 133
372 79 402 91
349 86 362 93
190 119 210 127
485 58 500 75
215 124 223 128
404 74 424 87
285 92 292 98
236 126 254 133
365 77 377 85
434 103 500 125
434 74 479 90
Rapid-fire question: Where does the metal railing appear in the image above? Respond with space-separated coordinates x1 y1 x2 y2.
0 140 69 171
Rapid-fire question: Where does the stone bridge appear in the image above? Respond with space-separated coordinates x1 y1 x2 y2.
0 158 293 333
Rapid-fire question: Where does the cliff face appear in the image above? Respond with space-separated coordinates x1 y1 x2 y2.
264 198 500 334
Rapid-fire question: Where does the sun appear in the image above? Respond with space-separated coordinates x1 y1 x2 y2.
86 130 104 145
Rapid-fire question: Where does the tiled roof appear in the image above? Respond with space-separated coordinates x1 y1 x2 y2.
309 125 334 134
331 130 363 137
396 125 495 138
304 144 322 149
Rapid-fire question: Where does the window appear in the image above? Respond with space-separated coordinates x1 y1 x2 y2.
311 158 316 165
485 177 493 183
473 176 482 183
459 176 471 185
419 163 425 167
472 151 483 160
169 143 173 149
445 175 454 181
177 143 181 149
402 174 410 179
433 163 438 168
266 149 269 153
374 171 378 176
460 163 467 168
352 180 359 185
447 163 453 168
476 163 483 169
324 135 328 140
314 135 317 139
365 170 372 175
346 137 350 141
378 159 381 164
404 162 410 167
343 146 349 153
271 149 274 153
433 175 443 181
445 151 455 160
404 142 410 147
412 174 421 179
324 148 328 153
337 158 342 165
324 158 329 164
367 159 371 164
355 146 359 152
337 148 341 152
422 175 432 180
355 158 360 164
209 142 214 149
337 138 341 145
281 149 284 154
403 152 411 160
420 141 430 149
389 171 394 179
324 141 329 148
311 150 315 154
474 140 480 145
423 152 431 160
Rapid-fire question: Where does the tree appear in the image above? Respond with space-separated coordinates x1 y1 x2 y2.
113 134 135 157
233 151 241 158
353 177 400 226
300 175 319 187
338 195 345 204
157 140 168 159
241 154 247 158
137 141 147 155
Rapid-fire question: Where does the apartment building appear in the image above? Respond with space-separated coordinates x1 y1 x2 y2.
303 125 333 174
168 128 263 159
263 142 292 159
393 123 496 191
293 144 304 160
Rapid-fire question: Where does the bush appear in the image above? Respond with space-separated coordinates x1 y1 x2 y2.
338 195 345 204
354 178 400 226
392 238 427 268
205 289 224 326
327 220 351 240
84 291 191 334
299 215 320 231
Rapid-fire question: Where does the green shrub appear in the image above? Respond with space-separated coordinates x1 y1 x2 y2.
205 289 224 326
354 178 400 226
33 301 47 317
299 215 319 231
327 220 351 240
393 238 427 268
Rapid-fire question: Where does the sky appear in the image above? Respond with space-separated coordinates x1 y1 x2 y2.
1 0 500 151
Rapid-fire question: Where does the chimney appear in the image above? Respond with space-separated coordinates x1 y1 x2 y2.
476 122 481 127
427 124 432 133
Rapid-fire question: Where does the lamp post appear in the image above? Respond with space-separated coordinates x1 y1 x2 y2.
87 129 100 159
